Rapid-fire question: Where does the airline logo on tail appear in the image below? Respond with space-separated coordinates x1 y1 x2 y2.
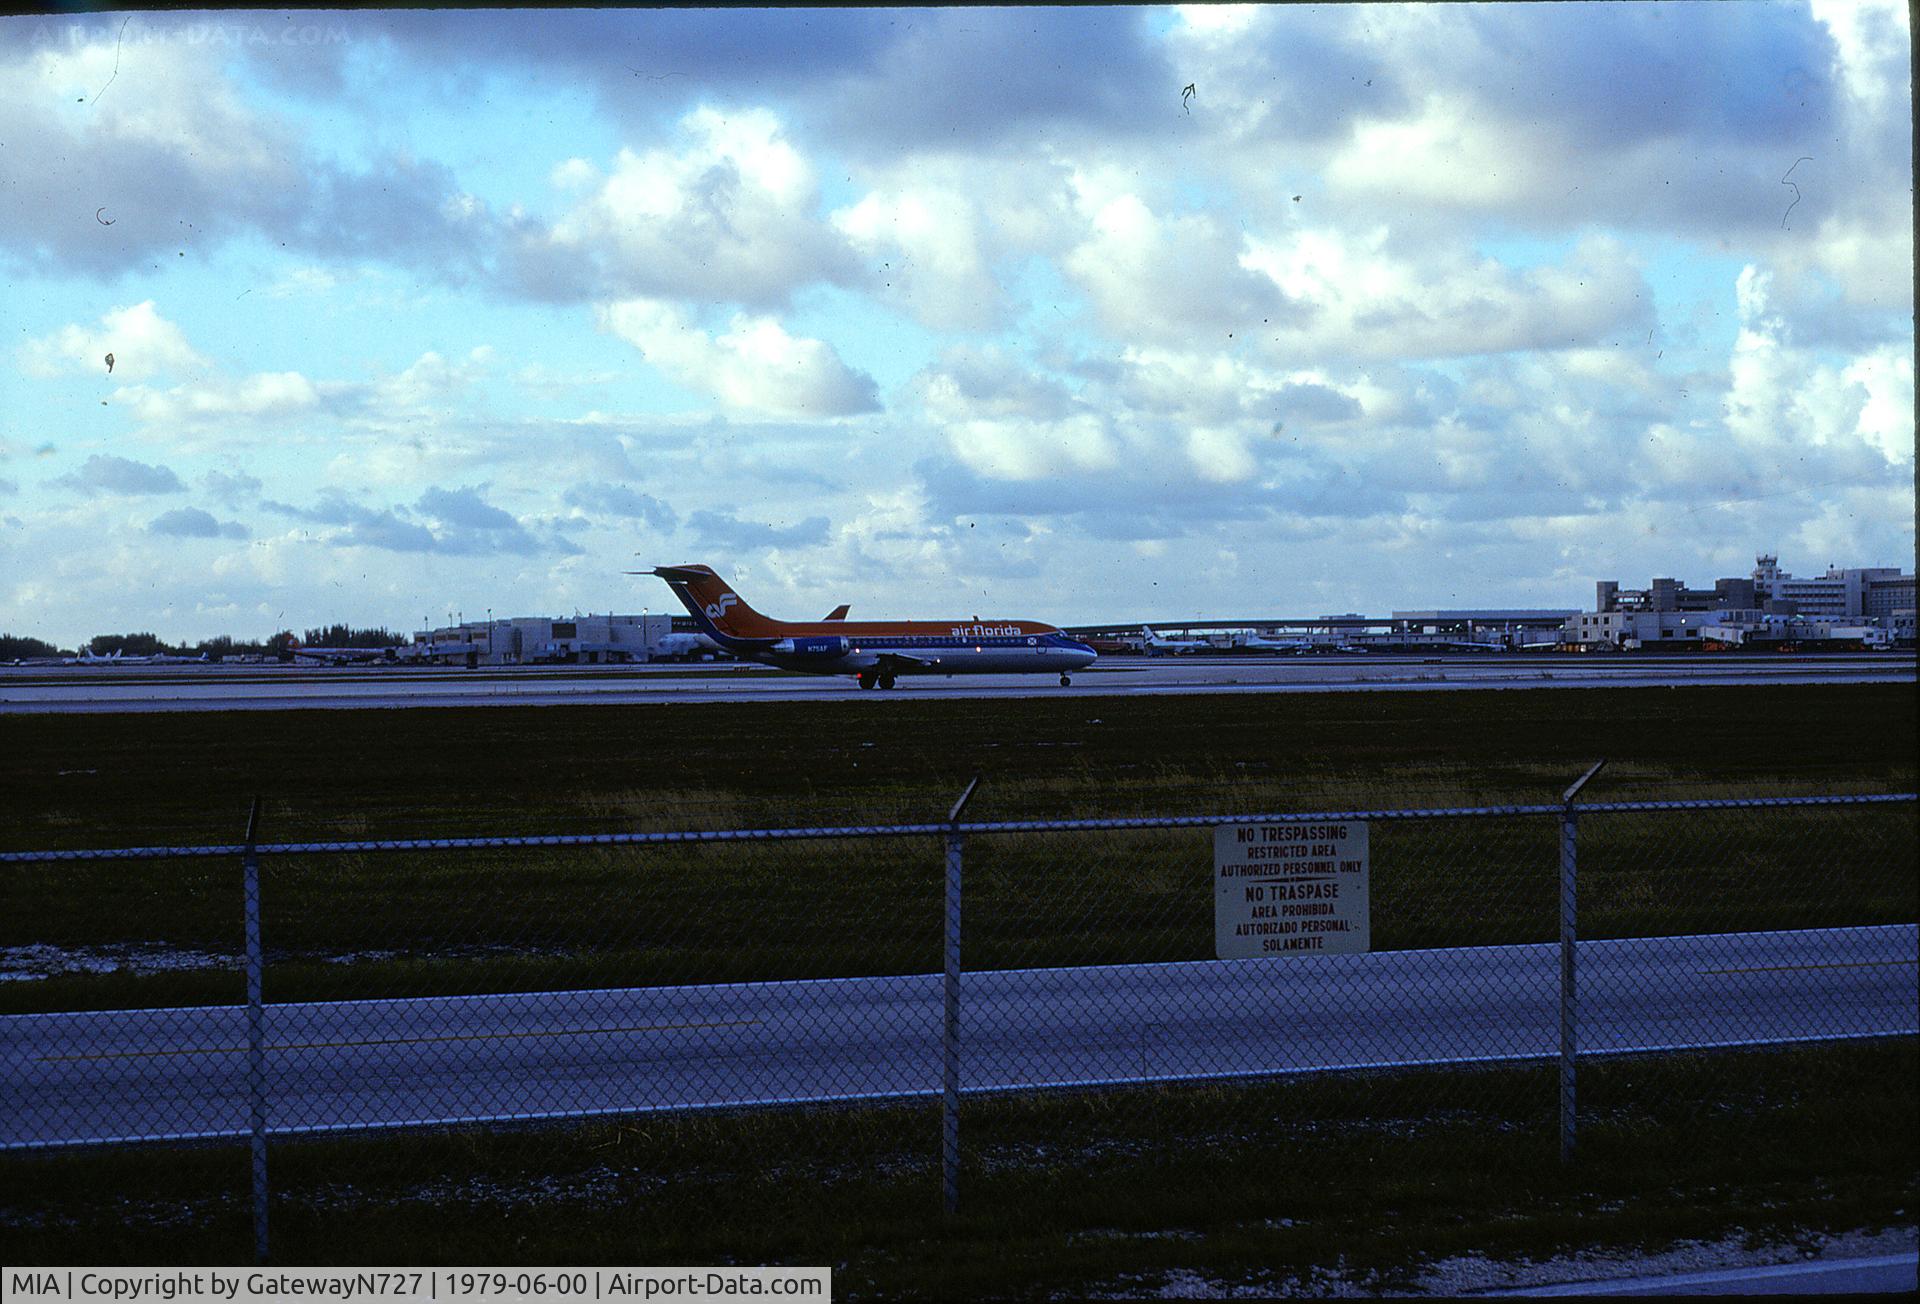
704 594 739 621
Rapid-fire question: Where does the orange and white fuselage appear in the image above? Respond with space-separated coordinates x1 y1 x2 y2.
648 564 1097 688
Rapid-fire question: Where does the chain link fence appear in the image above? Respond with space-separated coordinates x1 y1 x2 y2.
3 786 1913 1261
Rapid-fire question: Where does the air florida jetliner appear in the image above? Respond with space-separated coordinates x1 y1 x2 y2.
648 564 1097 689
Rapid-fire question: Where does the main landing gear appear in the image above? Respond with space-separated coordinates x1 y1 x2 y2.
857 670 898 690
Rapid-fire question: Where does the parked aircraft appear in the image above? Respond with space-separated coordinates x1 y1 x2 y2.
62 648 208 665
1140 626 1206 656
652 631 721 662
645 564 1097 689
1233 630 1314 654
288 639 398 665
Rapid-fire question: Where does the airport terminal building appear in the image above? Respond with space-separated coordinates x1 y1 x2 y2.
406 614 675 666
1567 555 1914 650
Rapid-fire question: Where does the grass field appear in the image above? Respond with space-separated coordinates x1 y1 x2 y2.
4 683 1915 847
3 684 1914 1286
2 684 1914 1012
3 1041 1913 1295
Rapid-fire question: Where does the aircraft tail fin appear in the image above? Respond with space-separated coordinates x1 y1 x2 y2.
648 565 783 642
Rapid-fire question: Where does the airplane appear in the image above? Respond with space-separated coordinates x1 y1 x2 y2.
1140 625 1206 656
644 564 1097 689
652 631 722 662
287 639 398 665
1233 629 1313 654
62 647 208 665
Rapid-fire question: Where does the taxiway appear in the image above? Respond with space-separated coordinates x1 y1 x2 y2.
4 923 1912 1148
0 654 1911 712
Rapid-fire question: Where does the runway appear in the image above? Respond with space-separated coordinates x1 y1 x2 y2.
3 923 1912 1148
1 654 1911 712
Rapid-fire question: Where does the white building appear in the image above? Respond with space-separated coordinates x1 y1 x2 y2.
1570 554 1914 648
1751 554 1911 619
408 614 675 665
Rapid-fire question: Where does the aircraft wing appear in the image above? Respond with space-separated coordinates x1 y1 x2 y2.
863 649 941 670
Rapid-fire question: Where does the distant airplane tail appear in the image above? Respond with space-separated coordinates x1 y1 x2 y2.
649 565 784 643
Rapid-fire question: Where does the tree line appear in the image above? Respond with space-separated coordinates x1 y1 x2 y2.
1 626 408 661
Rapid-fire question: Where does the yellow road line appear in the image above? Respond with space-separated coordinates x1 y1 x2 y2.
38 1019 762 1062
1703 960 1917 976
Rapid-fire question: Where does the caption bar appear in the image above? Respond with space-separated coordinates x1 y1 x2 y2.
5 1271 830 1304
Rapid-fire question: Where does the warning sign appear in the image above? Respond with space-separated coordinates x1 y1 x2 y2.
1214 821 1370 959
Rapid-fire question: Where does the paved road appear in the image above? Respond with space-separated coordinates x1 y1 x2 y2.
1 655 1911 712
1483 1252 1919 1296
3 924 1911 1148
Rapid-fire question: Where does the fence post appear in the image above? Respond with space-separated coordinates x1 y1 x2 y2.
1559 761 1605 1165
942 776 980 1216
242 795 270 1262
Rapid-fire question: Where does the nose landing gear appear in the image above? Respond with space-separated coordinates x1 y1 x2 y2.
1060 673 1072 686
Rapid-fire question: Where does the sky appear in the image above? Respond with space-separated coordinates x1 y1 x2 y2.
0 3 1912 647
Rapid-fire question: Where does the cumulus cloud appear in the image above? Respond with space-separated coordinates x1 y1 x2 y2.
0 7 1905 637
600 298 878 418
114 349 493 454
1327 94 1558 212
371 349 492 412
201 470 264 504
919 345 1075 423
149 507 248 539
802 8 1174 153
264 485 582 556
53 455 185 496
0 31 486 282
128 371 326 426
0 36 300 275
513 107 860 305
21 301 207 381
1698 266 1913 485
917 346 1273 492
1326 3 1840 211
1062 181 1288 346
1241 230 1650 361
832 185 1003 330
414 485 581 556
563 484 679 531
687 509 830 552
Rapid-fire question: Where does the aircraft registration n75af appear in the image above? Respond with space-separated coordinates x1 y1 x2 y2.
645 564 1097 689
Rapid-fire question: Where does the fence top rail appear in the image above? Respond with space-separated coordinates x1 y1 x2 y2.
1 792 1912 864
